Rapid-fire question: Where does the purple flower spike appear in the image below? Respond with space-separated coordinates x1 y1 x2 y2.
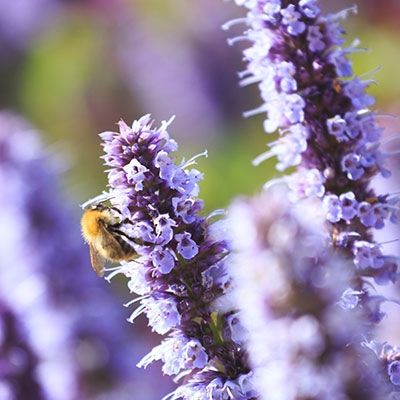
229 0 398 323
228 2 400 394
90 115 252 398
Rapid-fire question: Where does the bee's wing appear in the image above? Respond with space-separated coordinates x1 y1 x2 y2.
89 244 106 277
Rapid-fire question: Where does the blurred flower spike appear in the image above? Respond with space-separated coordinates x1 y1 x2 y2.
96 115 255 398
229 186 389 399
0 111 159 399
226 0 399 321
223 0 400 394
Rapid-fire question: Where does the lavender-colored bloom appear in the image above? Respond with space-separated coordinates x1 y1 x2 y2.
276 61 297 93
281 5 306 36
344 78 375 109
93 115 252 398
299 0 320 19
175 232 199 260
342 153 365 180
323 194 341 222
138 336 187 376
339 288 363 310
353 241 384 270
154 214 176 244
327 115 348 142
229 187 388 399
225 313 248 345
339 191 358 221
172 197 204 225
371 203 389 229
151 247 176 274
322 191 358 222
138 335 208 377
143 296 181 335
123 158 148 191
306 25 325 52
164 372 256 400
286 168 325 200
229 0 397 300
182 340 208 370
0 112 79 399
358 201 375 227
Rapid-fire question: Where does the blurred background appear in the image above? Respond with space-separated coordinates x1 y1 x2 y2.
2 0 400 209
0 0 399 399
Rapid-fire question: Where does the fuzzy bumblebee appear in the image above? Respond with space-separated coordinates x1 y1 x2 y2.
81 205 137 277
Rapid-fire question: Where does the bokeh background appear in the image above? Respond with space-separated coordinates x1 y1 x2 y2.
2 0 400 210
0 0 399 399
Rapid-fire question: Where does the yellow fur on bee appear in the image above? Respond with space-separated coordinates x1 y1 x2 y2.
81 209 107 243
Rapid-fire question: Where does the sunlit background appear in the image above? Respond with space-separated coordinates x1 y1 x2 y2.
0 0 400 399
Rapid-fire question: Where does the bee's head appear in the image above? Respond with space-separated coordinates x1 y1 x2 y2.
98 204 124 225
91 203 107 211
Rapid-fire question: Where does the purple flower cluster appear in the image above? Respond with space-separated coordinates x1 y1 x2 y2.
97 115 254 399
0 112 79 399
229 186 387 399
227 1 398 309
0 112 162 399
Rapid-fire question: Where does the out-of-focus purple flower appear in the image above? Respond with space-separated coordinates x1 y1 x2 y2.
92 114 253 398
0 112 79 400
113 8 223 142
229 186 388 399
0 0 58 53
0 111 169 399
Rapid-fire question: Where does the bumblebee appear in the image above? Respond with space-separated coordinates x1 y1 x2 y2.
81 205 137 277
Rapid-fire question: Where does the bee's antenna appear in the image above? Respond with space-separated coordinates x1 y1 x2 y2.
80 191 114 209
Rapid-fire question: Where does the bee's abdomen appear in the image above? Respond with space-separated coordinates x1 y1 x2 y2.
99 225 136 262
114 234 136 258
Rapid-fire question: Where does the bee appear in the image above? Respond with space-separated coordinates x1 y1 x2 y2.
81 204 137 277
